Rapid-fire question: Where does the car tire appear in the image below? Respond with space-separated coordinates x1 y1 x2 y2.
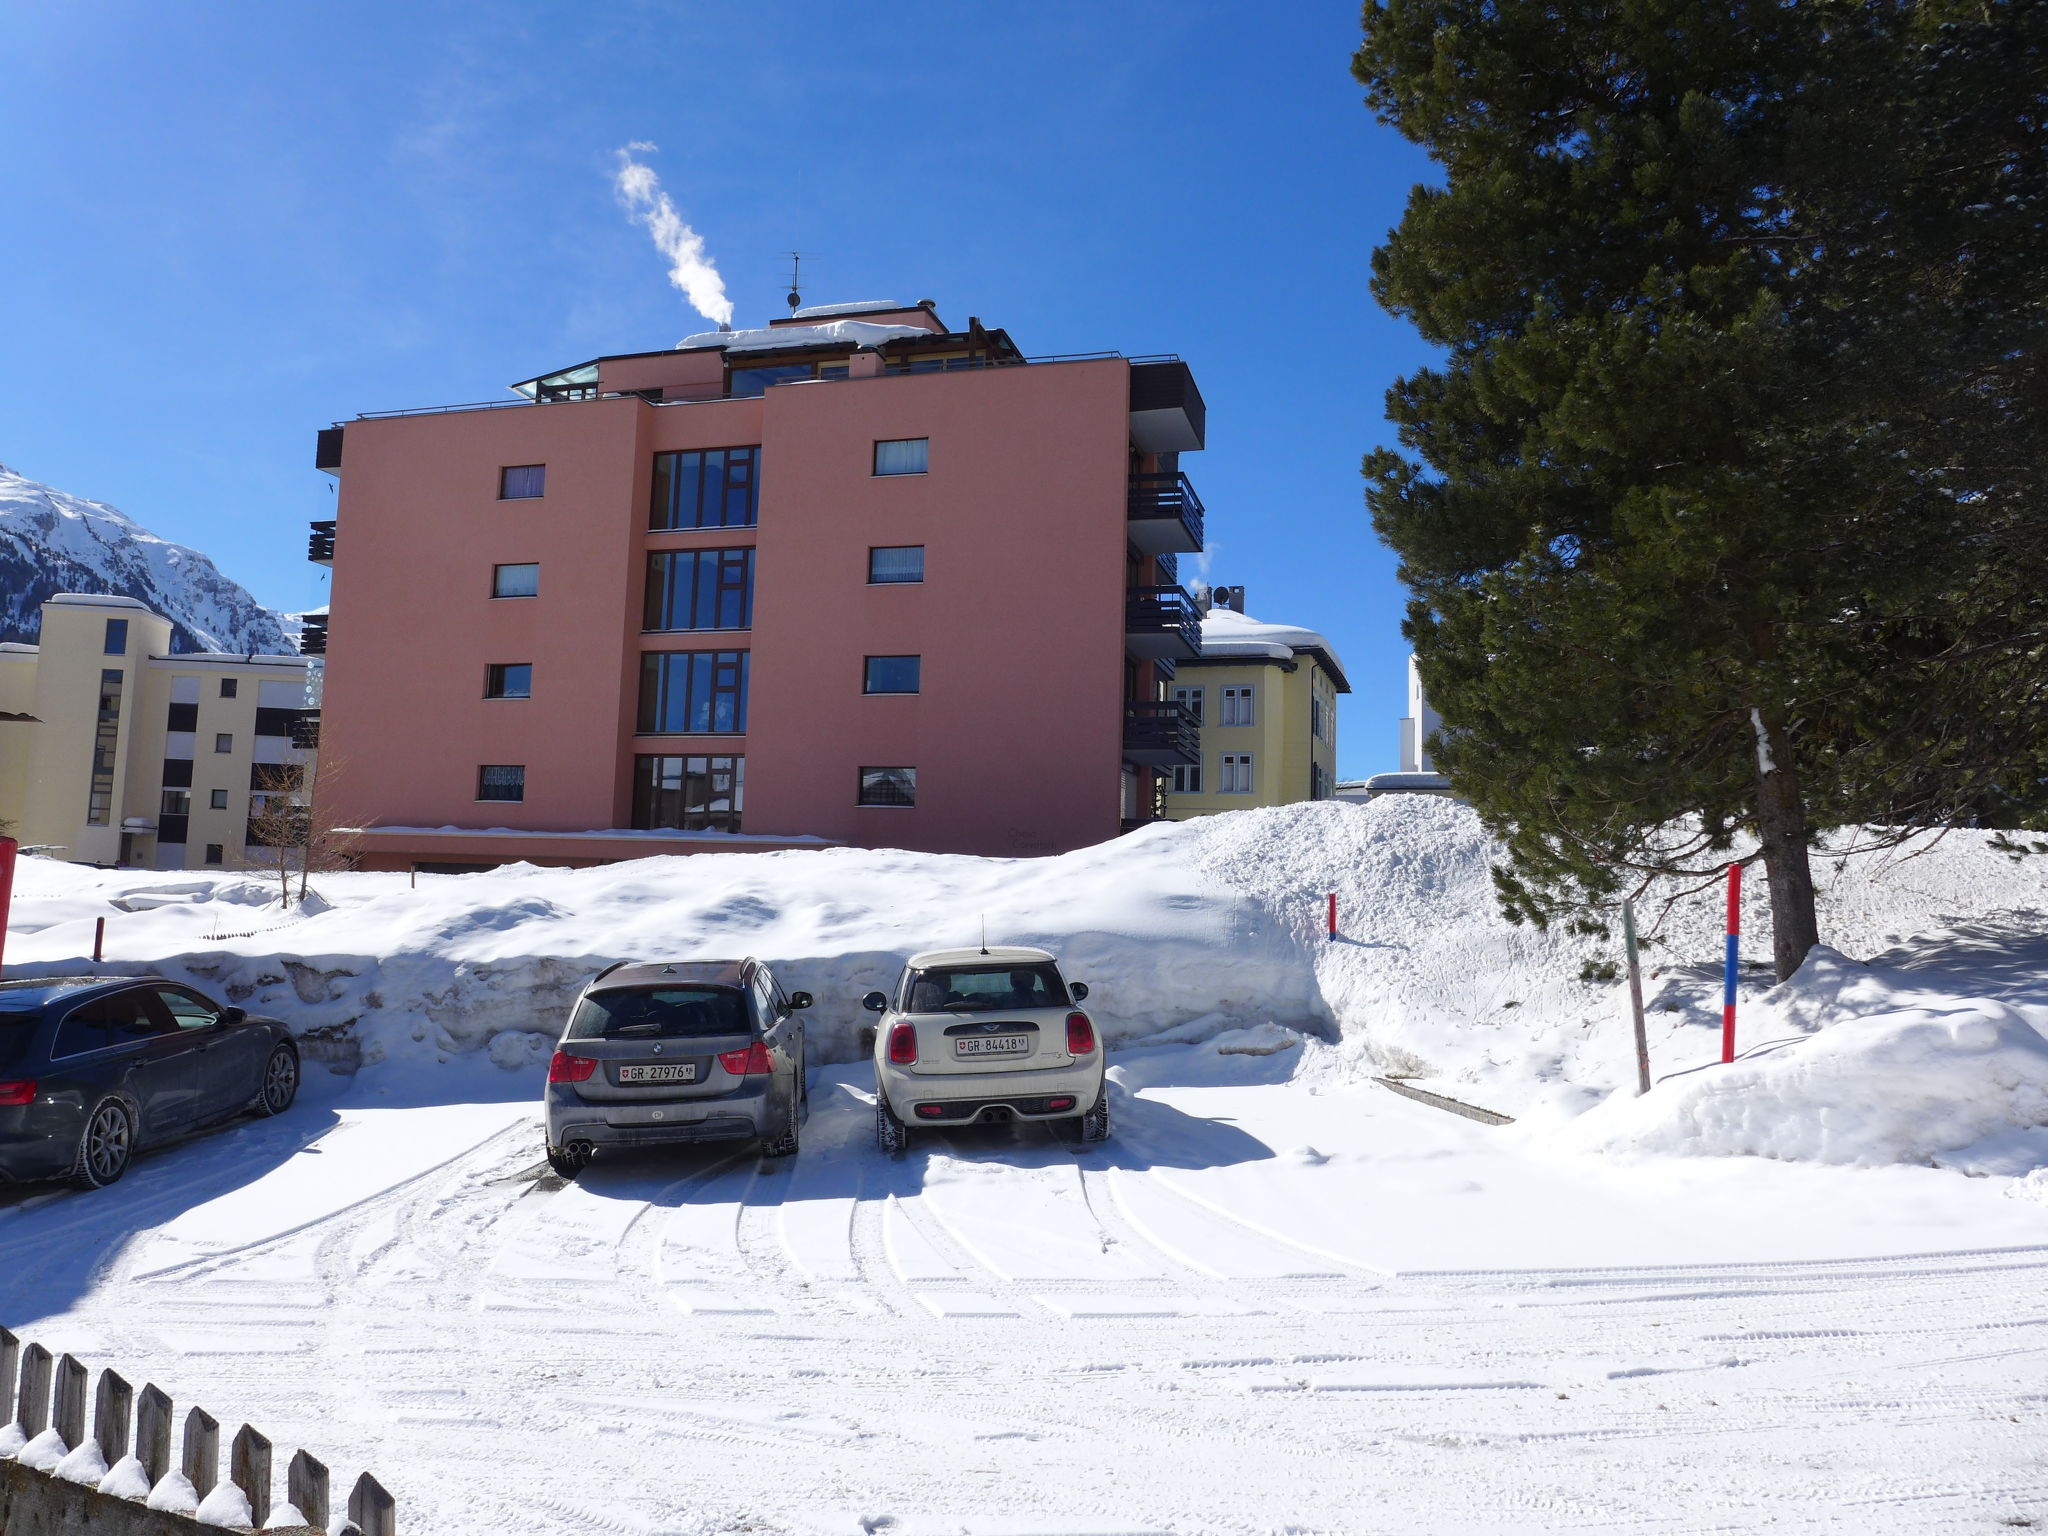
1076 1089 1111 1144
875 1096 910 1156
253 1046 300 1117
761 1086 802 1159
545 1144 588 1180
71 1098 135 1190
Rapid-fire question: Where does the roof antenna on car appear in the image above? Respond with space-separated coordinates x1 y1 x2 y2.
980 915 989 956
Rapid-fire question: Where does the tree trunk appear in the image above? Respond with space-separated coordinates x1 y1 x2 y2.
1750 705 1820 981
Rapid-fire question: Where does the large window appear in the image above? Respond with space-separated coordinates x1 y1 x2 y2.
499 464 546 499
650 447 759 530
873 438 930 476
728 365 812 399
857 766 916 807
492 562 540 598
1219 753 1255 794
639 651 749 735
485 663 533 699
478 764 526 802
632 754 743 832
645 548 754 631
1220 685 1256 727
863 655 921 695
868 546 925 584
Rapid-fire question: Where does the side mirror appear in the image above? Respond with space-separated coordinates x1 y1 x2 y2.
1068 982 1089 1002
219 1006 248 1026
788 992 813 1010
861 991 888 1013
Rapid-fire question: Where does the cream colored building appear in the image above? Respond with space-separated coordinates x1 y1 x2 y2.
1159 597 1348 817
0 595 315 869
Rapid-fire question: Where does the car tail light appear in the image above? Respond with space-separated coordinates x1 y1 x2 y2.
1066 1013 1096 1055
0 1080 36 1107
915 1103 948 1118
1046 1096 1076 1112
887 1022 918 1066
719 1042 772 1076
547 1052 597 1083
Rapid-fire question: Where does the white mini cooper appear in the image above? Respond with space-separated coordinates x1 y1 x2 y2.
865 946 1108 1153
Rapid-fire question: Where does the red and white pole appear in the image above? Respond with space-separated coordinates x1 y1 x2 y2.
1326 892 1337 943
0 836 16 980
1721 862 1742 1064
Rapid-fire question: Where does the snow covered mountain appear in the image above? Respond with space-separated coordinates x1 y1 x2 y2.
0 462 293 655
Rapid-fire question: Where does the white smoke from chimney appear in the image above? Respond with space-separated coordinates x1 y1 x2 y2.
612 142 734 327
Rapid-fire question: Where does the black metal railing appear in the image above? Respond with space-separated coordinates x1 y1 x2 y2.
308 520 335 564
298 614 328 657
1128 472 1205 554
290 714 321 750
1122 699 1201 766
1125 584 1201 659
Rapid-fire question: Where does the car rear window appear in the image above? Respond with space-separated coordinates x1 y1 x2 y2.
566 986 751 1041
0 1015 38 1071
905 964 1068 1013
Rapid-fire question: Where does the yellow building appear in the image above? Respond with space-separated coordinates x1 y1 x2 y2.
1160 596 1348 817
0 594 315 869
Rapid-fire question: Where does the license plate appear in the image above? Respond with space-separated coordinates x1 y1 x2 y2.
954 1035 1030 1058
618 1063 698 1084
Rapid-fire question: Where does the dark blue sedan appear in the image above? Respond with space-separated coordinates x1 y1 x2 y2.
0 976 300 1189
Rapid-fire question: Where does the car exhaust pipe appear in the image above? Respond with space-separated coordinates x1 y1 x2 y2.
568 1140 595 1162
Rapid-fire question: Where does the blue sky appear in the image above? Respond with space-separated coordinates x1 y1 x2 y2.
0 1 1436 778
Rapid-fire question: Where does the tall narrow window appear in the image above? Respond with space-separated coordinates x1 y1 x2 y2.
103 618 129 654
650 447 759 530
867 546 925 584
638 652 749 734
1220 685 1256 727
862 656 921 695
644 548 754 630
858 767 917 807
632 754 744 832
478 764 526 802
499 464 546 499
492 563 539 598
1219 753 1255 794
485 664 533 699
873 438 929 476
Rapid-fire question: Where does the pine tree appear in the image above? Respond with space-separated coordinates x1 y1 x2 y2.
1355 0 2048 979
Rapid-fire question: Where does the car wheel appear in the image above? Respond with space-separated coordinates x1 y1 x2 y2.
875 1096 910 1156
1076 1089 1111 1144
546 1144 588 1180
253 1046 300 1117
71 1098 135 1190
761 1087 802 1159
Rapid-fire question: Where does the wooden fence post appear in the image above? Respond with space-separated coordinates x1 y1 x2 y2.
288 1449 330 1530
16 1343 51 1436
137 1384 172 1484
53 1354 87 1448
95 1369 133 1463
232 1423 272 1526
349 1470 396 1536
0 1327 17 1417
182 1406 219 1497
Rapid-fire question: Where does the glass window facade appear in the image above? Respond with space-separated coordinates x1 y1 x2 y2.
500 464 546 499
868 546 925 584
728 365 812 398
632 754 744 832
873 438 930 476
858 766 916 807
639 651 749 735
863 655 921 695
645 548 754 630
478 764 526 801
485 663 533 698
492 563 540 598
86 668 123 825
650 447 760 530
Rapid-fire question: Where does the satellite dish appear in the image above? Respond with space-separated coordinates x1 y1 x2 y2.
787 290 802 310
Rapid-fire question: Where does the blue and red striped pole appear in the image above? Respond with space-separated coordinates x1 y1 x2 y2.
1722 862 1742 1064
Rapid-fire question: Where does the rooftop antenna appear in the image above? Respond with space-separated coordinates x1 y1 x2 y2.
785 251 817 315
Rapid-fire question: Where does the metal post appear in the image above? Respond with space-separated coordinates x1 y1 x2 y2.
1622 899 1651 1095
95 1370 132 1463
53 1354 87 1449
182 1406 219 1497
1722 862 1743 1064
137 1385 172 1484
93 916 105 963
16 1343 51 1436
0 835 17 979
231 1424 272 1527
0 1327 16 1415
349 1470 396 1536
289 1449 330 1530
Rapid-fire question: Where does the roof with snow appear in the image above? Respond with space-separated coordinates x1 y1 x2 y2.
47 592 153 611
790 300 914 319
1194 607 1350 691
676 319 931 353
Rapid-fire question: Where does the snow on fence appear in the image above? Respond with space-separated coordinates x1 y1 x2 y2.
0 1326 393 1533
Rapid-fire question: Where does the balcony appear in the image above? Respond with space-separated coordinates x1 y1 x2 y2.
290 714 321 750
1129 360 1206 452
299 613 328 657
1125 585 1201 661
1128 472 1205 556
308 520 336 565
1122 699 1200 768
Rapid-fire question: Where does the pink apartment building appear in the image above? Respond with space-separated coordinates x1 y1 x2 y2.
313 300 1207 870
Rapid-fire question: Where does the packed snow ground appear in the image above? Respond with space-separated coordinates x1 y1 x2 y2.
5 799 2048 1532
